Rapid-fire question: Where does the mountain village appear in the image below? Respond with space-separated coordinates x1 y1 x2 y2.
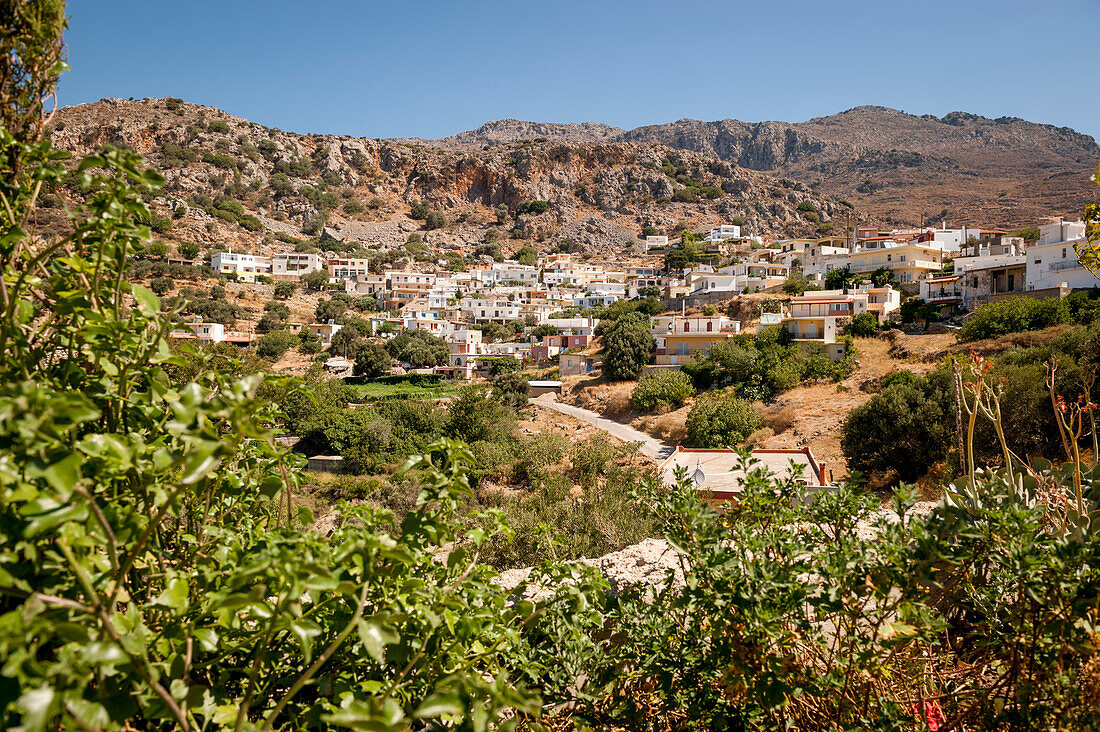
176 217 1091 377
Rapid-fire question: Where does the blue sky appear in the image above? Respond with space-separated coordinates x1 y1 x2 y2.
59 0 1100 140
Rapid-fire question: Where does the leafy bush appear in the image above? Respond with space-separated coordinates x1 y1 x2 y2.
841 370 955 481
149 276 173 295
513 246 537 266
273 280 296 299
301 269 329 291
445 385 515 443
492 371 530 410
517 200 550 216
424 209 446 229
844 312 880 337
630 368 695 411
206 119 230 133
958 296 1071 341
354 340 390 377
686 391 763 447
176 239 199 259
342 198 365 214
255 330 298 359
386 329 449 368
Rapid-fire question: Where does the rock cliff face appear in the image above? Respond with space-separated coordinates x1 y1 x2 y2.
414 105 1100 227
46 98 842 258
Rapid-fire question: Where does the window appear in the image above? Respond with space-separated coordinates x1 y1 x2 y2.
1063 248 1067 258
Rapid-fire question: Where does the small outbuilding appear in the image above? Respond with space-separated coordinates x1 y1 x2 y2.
527 380 562 398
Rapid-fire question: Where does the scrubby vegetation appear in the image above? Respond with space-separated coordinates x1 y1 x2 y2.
630 368 695 411
685 391 763 447
957 291 1100 341
9 14 1100 731
681 326 853 401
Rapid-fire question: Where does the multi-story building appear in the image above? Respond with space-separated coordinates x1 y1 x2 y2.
170 317 225 344
307 321 342 344
447 329 484 368
920 274 964 309
955 236 1027 309
328 258 373 281
1026 220 1092 291
385 271 436 308
210 251 272 282
650 315 741 366
344 273 387 298
644 235 669 251
272 252 324 279
471 263 539 287
779 288 899 360
461 298 521 324
806 240 945 284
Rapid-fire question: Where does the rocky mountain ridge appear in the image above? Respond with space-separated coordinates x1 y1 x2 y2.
411 105 1099 227
45 98 844 260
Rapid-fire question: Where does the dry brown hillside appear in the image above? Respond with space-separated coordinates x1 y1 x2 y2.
44 98 847 263
417 106 1100 229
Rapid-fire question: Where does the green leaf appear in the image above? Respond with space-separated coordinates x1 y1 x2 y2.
258 475 283 499
152 578 189 614
130 283 161 316
357 618 398 664
16 686 55 732
179 442 222 485
414 689 463 719
297 504 314 526
289 619 322 664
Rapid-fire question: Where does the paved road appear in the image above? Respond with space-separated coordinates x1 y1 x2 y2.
531 394 675 462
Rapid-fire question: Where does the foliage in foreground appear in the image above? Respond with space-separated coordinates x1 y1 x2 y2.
7 14 1100 729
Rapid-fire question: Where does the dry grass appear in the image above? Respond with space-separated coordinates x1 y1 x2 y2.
763 406 797 435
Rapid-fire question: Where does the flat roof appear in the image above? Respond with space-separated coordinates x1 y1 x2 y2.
660 446 827 496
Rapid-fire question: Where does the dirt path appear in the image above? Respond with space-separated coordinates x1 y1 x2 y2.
531 394 675 462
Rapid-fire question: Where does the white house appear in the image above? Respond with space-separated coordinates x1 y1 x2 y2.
272 252 324 278
210 251 272 282
1026 220 1094 292
171 317 225 344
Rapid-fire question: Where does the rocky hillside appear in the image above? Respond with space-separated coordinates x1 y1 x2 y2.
44 98 842 262
416 106 1100 228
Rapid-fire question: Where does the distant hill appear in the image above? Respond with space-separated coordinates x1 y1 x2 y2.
411 106 1100 227
44 98 845 262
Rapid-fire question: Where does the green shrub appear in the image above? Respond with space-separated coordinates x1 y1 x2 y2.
517 200 550 216
273 280 296 299
255 330 298 360
630 369 695 411
343 199 366 214
149 276 173 295
841 370 955 481
425 209 446 229
512 432 568 482
207 119 230 133
958 297 1071 342
177 240 199 259
844 312 880 337
445 386 515 443
602 314 655 381
686 391 763 447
